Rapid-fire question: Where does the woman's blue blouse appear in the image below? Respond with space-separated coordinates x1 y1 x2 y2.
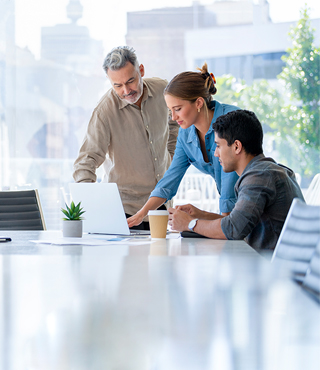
150 100 240 213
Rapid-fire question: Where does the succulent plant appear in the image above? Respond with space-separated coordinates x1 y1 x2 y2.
61 201 85 221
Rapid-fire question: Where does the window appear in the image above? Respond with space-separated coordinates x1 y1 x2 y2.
1 0 319 228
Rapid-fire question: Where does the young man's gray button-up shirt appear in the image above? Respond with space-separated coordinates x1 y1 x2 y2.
220 154 304 252
73 78 179 216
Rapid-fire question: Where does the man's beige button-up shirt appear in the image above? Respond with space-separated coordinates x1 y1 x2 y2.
73 77 179 216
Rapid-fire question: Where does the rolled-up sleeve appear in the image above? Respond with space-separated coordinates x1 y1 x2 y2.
73 111 110 183
150 134 190 200
221 171 276 240
167 111 179 157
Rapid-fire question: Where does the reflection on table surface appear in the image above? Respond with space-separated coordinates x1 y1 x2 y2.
0 231 319 370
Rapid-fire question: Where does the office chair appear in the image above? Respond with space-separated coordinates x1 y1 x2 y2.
0 189 46 230
302 239 320 303
271 198 320 282
304 173 320 206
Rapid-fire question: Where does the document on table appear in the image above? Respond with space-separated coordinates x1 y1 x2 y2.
30 236 152 246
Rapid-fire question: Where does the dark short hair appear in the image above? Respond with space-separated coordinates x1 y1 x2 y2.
213 110 263 155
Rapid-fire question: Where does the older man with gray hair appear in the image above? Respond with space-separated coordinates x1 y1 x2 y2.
73 46 179 230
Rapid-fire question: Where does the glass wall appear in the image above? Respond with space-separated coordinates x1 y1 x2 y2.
197 52 286 82
0 0 319 228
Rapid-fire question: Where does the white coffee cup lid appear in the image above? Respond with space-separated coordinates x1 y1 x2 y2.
148 210 169 216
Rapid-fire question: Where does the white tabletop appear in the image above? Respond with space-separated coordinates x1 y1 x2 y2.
0 230 258 256
0 230 319 370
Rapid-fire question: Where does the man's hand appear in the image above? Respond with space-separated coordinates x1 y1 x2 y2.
177 203 224 221
127 212 144 228
169 206 227 240
168 207 193 232
175 203 202 218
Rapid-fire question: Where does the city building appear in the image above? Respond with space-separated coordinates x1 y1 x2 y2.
0 0 106 228
41 0 103 76
186 5 320 83
126 0 320 83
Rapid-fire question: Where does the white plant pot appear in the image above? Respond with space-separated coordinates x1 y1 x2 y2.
62 220 83 238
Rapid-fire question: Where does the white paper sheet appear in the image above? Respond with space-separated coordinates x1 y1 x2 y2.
30 236 151 246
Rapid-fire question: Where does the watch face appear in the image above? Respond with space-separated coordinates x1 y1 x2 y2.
188 219 197 231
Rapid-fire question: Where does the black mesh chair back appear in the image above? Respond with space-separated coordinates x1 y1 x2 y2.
0 189 46 230
271 198 320 282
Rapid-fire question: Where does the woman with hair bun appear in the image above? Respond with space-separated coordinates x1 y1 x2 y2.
128 63 241 228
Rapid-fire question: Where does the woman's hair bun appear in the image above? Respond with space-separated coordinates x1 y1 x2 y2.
209 84 217 95
197 62 217 96
164 62 217 105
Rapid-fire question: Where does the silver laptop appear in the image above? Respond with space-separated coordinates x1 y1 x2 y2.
69 183 150 236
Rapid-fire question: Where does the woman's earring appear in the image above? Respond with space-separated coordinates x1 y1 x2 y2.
198 108 200 113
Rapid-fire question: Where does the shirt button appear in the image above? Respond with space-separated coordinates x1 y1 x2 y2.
150 141 153 144
146 125 149 129
157 174 160 177
155 158 157 161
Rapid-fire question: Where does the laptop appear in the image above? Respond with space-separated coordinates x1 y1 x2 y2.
69 183 150 236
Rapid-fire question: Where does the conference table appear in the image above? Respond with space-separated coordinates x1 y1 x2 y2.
0 230 319 370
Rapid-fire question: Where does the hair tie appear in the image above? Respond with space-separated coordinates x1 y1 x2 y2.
210 73 216 84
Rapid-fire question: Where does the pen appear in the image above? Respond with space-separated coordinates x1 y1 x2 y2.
0 238 12 242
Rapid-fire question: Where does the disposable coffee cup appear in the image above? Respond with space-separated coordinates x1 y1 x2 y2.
148 210 169 239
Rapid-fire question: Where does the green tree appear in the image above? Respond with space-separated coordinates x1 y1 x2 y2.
215 6 320 179
215 75 242 105
235 81 306 172
278 5 320 176
239 80 284 134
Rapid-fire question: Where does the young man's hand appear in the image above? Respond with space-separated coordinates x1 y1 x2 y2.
168 207 193 231
175 204 221 220
175 204 202 218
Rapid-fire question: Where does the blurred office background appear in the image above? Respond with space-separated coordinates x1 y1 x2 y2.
0 0 319 229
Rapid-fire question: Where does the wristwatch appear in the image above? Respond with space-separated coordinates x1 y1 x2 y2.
188 218 199 231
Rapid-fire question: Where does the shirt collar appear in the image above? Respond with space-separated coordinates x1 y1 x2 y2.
242 154 266 175
187 125 198 144
186 100 218 144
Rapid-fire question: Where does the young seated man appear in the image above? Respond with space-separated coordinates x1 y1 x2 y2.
168 109 304 252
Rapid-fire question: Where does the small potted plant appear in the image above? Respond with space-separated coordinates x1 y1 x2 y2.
61 201 85 237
